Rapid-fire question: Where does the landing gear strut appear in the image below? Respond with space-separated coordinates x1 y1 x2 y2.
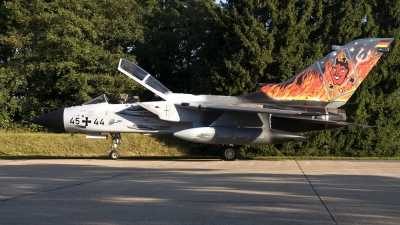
220 145 238 161
109 133 122 160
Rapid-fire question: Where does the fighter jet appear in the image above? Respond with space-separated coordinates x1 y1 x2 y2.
32 38 394 160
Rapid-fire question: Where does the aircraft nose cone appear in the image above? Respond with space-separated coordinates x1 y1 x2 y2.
31 109 65 131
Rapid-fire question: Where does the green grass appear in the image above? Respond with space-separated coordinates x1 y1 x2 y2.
0 132 189 158
1 132 399 160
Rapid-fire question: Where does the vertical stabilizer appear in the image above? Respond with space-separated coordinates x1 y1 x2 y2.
261 38 394 107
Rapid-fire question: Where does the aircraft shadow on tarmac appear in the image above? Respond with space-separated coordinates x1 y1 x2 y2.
0 163 399 225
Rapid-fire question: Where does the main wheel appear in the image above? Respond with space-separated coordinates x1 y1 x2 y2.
109 150 120 160
220 146 238 161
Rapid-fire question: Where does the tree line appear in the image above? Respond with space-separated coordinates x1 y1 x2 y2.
1 0 399 157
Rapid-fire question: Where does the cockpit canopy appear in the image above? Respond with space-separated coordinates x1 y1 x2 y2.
118 59 171 97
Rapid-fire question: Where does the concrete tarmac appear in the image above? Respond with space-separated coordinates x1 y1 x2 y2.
0 159 399 225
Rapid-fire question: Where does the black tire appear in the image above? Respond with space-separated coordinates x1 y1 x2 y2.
220 146 238 161
109 150 120 160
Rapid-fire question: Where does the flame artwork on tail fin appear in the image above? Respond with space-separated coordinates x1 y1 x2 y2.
261 38 394 105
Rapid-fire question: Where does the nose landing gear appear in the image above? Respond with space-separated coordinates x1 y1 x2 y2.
109 133 122 160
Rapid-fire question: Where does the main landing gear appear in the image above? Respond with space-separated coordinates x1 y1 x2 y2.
109 133 122 160
220 145 239 161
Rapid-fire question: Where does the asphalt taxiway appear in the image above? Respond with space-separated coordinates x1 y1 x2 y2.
0 159 399 225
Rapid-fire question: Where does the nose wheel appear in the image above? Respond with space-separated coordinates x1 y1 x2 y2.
109 133 122 160
220 145 238 161
109 150 120 160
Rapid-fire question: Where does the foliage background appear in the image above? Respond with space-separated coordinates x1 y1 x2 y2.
1 0 399 157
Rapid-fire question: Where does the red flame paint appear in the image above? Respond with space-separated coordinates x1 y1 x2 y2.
261 49 382 103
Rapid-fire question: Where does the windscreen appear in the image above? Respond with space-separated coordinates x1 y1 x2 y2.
82 94 108 105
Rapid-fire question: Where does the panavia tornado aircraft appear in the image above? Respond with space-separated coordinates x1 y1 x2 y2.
32 38 393 160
